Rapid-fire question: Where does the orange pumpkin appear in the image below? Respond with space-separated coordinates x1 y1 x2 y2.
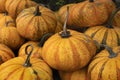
0 0 6 12
0 45 53 80
0 12 15 27
5 0 37 19
16 5 57 41
0 43 15 64
42 7 96 71
88 45 120 80
59 68 88 80
70 0 114 27
0 21 25 50
85 7 120 48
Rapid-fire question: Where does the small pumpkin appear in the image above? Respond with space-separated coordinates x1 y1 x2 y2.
0 12 15 27
42 7 96 71
59 68 88 80
5 0 37 19
88 45 120 80
18 33 52 59
0 21 25 50
16 5 57 41
70 0 114 27
85 7 120 48
0 45 53 80
0 43 15 64
0 0 6 12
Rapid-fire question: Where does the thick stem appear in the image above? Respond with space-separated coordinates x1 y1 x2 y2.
100 44 117 58
106 7 120 28
23 44 34 67
89 0 94 2
34 5 41 16
59 6 71 38
38 33 53 47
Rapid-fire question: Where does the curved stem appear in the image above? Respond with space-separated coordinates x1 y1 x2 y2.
5 21 14 27
100 44 117 58
89 0 94 2
106 7 120 28
23 44 34 67
59 6 71 38
38 33 53 47
34 5 41 16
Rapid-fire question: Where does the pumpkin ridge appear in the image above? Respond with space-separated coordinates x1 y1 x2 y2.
101 29 108 45
97 60 108 80
91 27 103 38
68 38 81 69
116 61 120 80
19 68 25 80
114 29 120 46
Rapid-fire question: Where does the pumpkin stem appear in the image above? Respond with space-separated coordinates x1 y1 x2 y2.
89 0 94 2
4 12 8 16
34 5 41 16
23 44 34 67
5 21 14 27
106 7 120 28
59 6 71 38
38 33 53 47
100 44 117 58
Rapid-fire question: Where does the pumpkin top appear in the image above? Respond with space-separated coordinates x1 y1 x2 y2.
34 5 41 16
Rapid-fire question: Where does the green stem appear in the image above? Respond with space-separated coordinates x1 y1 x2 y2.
89 0 94 2
23 44 34 67
38 33 53 47
106 7 120 28
34 5 41 16
59 6 71 38
100 44 117 58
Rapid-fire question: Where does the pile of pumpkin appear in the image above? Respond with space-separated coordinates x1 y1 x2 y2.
0 0 120 80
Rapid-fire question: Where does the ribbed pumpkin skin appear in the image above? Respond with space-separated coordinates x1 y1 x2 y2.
5 0 37 19
59 68 88 80
16 6 57 41
0 26 25 50
18 41 42 59
85 26 120 48
0 0 6 12
0 57 53 80
42 30 96 71
58 3 75 26
0 13 15 27
88 46 120 80
55 21 63 33
0 44 15 64
70 1 109 27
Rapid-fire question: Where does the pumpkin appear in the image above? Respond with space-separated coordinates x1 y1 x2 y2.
5 0 37 19
113 9 120 27
18 33 53 59
0 45 53 80
85 7 120 48
70 0 114 27
16 5 57 41
0 12 15 27
88 45 120 80
58 3 76 26
59 68 88 80
42 7 97 71
0 0 6 12
0 21 25 50
0 43 15 64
